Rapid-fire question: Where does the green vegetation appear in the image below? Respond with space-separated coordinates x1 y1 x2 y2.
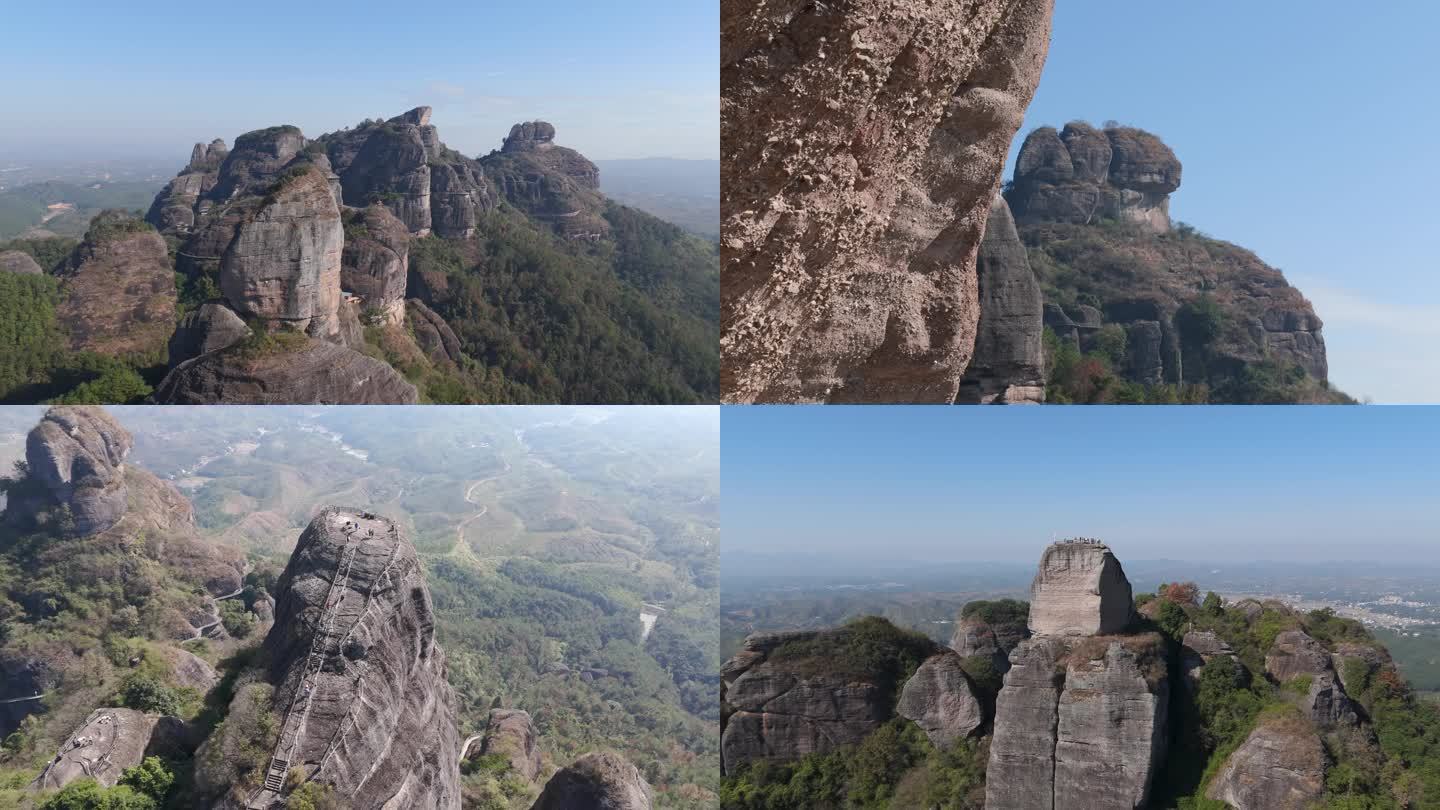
1024 218 1352 404
402 202 718 404
721 720 986 810
768 617 937 710
0 182 160 241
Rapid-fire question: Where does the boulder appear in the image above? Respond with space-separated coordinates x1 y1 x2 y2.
956 195 1046 403
896 651 984 748
1027 541 1133 637
1266 630 1333 683
0 250 42 275
1059 122 1112 184
1015 127 1074 185
720 0 1055 403
55 212 175 359
341 204 410 324
1206 716 1325 810
1304 672 1358 728
219 166 343 339
167 302 252 366
4 406 131 537
950 602 1030 675
478 708 542 783
259 507 460 808
210 125 306 200
30 708 171 791
1007 122 1181 234
152 336 419 404
1180 630 1235 690
530 751 651 810
160 646 219 693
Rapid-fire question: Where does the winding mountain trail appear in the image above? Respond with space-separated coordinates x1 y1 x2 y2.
449 459 510 563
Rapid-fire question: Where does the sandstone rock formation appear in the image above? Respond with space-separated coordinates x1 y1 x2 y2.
956 195 1046 403
481 121 607 239
318 107 495 238
1266 629 1334 683
219 167 344 340
4 406 132 537
720 0 1055 403
253 507 460 809
146 138 228 233
168 302 252 367
406 299 465 368
478 708 543 783
31 708 181 791
986 541 1166 810
341 205 411 324
721 629 890 772
152 337 419 404
55 212 176 359
1180 629 1235 690
1027 540 1133 637
1206 715 1326 810
0 250 42 274
1006 123 1331 396
950 600 1030 675
1009 123 1181 233
895 651 984 748
530 751 652 810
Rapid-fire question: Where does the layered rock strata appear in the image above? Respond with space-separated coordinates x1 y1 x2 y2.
1027 540 1133 636
956 195 1045 403
720 0 1055 403
255 507 460 809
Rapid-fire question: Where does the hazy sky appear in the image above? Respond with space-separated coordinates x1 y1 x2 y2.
723 406 1440 564
1008 1 1440 404
0 0 717 162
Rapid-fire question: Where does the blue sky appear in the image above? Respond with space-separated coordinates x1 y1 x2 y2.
1009 1 1440 403
0 0 717 161
723 406 1440 563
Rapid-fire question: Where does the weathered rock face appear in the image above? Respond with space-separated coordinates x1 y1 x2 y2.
896 651 984 748
1009 123 1181 234
720 629 892 773
4 406 131 537
1266 629 1334 683
478 708 543 783
219 167 344 339
1053 638 1168 809
211 126 306 201
481 121 607 239
950 604 1030 675
56 212 175 359
530 751 652 810
152 337 418 405
720 0 1055 403
319 107 495 238
1180 629 1235 690
341 205 410 324
0 250 42 274
985 637 1066 810
1028 541 1133 637
1206 717 1325 810
146 139 228 233
167 301 253 367
957 195 1046 403
986 635 1168 810
260 507 460 809
31 709 175 791
406 299 465 368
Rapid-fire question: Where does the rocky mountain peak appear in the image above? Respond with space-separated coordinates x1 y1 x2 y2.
253 507 460 808
1028 539 1134 637
392 106 433 126
1009 121 1182 233
502 121 557 151
4 406 132 537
